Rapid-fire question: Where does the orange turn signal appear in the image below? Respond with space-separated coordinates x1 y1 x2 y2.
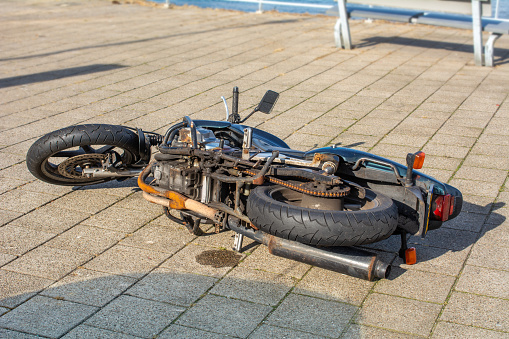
413 151 425 169
405 247 417 265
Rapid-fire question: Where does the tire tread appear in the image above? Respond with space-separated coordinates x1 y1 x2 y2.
246 185 398 246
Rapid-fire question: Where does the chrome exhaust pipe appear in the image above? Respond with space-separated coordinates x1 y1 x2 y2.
228 218 390 281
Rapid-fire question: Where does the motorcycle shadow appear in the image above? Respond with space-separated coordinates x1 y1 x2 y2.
76 180 506 280
361 200 506 280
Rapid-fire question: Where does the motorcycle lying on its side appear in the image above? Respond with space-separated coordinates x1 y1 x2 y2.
26 87 462 281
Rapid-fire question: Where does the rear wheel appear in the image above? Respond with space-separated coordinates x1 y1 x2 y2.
26 124 141 186
246 185 398 246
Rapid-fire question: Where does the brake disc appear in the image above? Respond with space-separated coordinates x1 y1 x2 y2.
57 154 107 179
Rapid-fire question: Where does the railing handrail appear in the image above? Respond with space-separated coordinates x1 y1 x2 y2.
225 0 334 10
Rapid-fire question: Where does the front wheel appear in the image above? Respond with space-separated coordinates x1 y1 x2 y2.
246 185 398 246
26 124 141 186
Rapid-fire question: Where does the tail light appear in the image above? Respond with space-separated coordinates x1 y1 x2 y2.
432 194 455 221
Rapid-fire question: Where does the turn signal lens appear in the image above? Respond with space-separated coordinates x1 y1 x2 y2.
433 194 453 221
405 247 417 265
413 151 425 169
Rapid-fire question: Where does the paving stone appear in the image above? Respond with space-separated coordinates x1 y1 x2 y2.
249 324 328 339
210 266 296 306
374 267 455 304
82 206 155 233
0 224 55 256
476 223 509 248
176 294 272 337
394 245 470 276
371 143 418 158
74 178 139 197
266 293 357 337
441 210 487 233
239 245 310 279
62 325 143 339
0 188 56 214
294 267 373 306
467 241 509 271
355 293 442 336
0 295 98 338
46 224 125 255
161 243 244 278
331 133 380 149
462 154 509 170
158 325 230 339
344 324 420 339
479 133 509 147
381 133 430 148
49 191 122 215
436 125 483 138
454 166 508 185
192 228 257 251
41 268 137 307
408 227 478 251
485 205 509 225
120 222 194 254
0 328 52 339
0 269 53 308
113 191 164 213
0 178 27 195
3 245 92 280
85 295 185 338
448 178 502 198
126 267 217 306
284 132 331 148
0 252 16 267
455 265 509 299
429 133 476 148
471 143 509 157
422 143 470 159
84 244 169 279
0 209 22 227
0 163 37 182
460 195 495 215
21 180 75 196
10 205 91 233
440 292 509 332
432 321 509 338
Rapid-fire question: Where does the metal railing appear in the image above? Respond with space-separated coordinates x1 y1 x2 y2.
164 0 334 13
227 0 333 13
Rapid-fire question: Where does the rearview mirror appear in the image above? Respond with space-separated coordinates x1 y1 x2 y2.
256 90 279 114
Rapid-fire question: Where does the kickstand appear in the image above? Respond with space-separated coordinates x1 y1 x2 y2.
398 231 408 260
232 233 244 252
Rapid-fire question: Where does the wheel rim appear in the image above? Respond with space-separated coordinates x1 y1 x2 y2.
268 186 378 211
40 145 136 183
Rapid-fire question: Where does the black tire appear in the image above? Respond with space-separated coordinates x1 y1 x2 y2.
246 185 398 246
26 124 141 186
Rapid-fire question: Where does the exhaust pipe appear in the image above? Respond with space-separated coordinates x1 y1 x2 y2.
228 218 390 281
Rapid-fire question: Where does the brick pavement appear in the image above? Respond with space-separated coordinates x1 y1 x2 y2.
0 0 508 338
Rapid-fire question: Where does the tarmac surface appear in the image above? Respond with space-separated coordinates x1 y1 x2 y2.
1 0 509 338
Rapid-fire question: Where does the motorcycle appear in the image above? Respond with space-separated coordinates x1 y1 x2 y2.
26 87 462 281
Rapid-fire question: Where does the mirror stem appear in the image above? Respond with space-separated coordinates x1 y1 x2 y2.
228 87 241 124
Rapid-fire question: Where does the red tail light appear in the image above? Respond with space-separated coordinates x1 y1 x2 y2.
432 194 454 221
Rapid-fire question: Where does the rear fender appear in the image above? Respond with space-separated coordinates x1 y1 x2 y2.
306 147 463 235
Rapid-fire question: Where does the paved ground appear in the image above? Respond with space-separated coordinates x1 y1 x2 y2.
1 0 508 338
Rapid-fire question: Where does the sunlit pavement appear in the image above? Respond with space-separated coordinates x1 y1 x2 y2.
0 0 508 337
